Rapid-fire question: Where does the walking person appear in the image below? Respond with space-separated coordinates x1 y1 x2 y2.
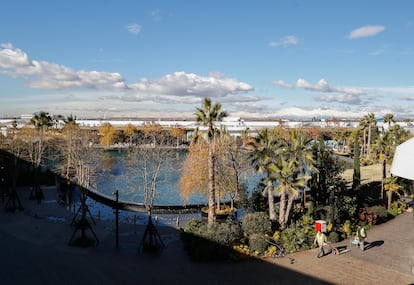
314 230 327 258
357 224 367 251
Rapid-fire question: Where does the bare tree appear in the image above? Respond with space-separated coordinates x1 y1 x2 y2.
0 128 26 211
126 125 177 252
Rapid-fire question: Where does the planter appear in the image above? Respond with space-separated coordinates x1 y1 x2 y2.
201 206 238 221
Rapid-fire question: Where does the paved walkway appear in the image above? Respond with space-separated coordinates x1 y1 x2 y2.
268 210 414 284
0 187 413 285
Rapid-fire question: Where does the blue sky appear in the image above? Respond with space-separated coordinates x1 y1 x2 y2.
1 0 414 120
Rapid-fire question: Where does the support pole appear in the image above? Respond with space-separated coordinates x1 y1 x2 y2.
114 190 119 249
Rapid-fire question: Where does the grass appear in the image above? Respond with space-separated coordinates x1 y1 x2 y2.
341 163 390 185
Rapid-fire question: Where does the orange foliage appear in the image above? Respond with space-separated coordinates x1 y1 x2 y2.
98 123 117 146
169 126 185 139
141 122 163 138
178 141 209 202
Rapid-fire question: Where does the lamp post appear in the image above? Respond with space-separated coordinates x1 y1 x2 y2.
113 190 119 249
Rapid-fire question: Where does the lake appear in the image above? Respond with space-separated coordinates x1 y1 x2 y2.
93 149 260 206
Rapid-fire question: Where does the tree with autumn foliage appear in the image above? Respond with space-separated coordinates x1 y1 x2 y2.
140 122 164 147
169 125 186 148
98 123 117 146
179 128 249 212
124 123 137 146
179 137 209 201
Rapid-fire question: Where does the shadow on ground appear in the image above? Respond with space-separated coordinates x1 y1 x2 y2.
365 240 384 250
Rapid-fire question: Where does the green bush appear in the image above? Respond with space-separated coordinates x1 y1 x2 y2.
248 233 268 254
208 222 242 246
368 205 388 223
181 219 244 262
184 219 206 236
327 231 340 243
280 225 310 253
389 200 407 216
241 212 272 236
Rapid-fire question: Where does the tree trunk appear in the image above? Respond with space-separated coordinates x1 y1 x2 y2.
278 190 287 230
266 181 277 221
367 125 372 159
207 141 216 227
283 194 295 227
387 191 392 211
381 158 386 200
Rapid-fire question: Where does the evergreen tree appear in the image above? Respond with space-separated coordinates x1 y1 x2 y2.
352 133 361 191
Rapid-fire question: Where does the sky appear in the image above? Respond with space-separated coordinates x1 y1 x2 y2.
1 1 414 120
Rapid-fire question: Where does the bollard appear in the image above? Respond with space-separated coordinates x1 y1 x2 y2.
155 215 158 226
133 215 137 225
176 216 179 228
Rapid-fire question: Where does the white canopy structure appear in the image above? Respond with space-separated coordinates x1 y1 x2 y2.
390 137 414 180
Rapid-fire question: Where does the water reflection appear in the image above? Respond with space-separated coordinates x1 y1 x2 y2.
94 149 258 206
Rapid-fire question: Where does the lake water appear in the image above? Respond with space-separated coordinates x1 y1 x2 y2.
93 149 260 206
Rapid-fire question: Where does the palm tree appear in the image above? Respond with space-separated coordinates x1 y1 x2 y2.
384 176 402 210
271 155 306 230
358 116 368 158
285 128 315 207
352 132 361 191
63 114 77 126
383 113 395 129
30 111 53 129
29 111 53 199
376 130 393 199
361 113 376 159
60 115 80 206
194 98 227 226
247 128 278 222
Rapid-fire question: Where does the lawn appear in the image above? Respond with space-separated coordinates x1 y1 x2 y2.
341 163 390 185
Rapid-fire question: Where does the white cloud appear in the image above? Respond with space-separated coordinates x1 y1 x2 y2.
314 94 368 105
0 43 31 69
269 35 298 47
0 44 254 105
275 78 366 96
129 71 253 97
125 23 142 35
0 44 127 90
274 80 294 89
348 25 385 39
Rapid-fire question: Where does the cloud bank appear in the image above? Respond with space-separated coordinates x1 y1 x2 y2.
1 43 412 120
274 78 368 105
0 43 253 99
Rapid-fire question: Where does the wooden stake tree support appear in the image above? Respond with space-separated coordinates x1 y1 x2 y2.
3 157 24 212
5 190 24 212
138 214 164 254
68 189 99 247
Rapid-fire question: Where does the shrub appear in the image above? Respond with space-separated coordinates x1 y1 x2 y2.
389 200 407 217
368 205 388 224
327 231 340 243
181 219 245 261
280 225 309 253
241 212 272 236
209 222 242 246
248 233 268 255
342 220 353 238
